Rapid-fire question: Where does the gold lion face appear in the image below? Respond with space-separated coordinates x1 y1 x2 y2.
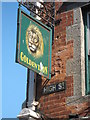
28 29 39 53
26 25 44 58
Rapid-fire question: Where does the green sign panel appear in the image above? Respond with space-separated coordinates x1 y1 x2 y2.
16 8 52 79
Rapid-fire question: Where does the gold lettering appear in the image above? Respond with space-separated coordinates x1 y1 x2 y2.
34 63 37 69
26 57 29 64
32 62 35 68
43 67 48 74
20 52 48 75
20 52 24 61
38 64 40 71
29 59 32 66
31 62 37 69
24 55 27 63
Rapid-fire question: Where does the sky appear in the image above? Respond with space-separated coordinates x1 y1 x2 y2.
0 2 2 119
1 2 28 118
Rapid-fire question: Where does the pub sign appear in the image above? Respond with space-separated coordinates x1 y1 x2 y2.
16 8 52 79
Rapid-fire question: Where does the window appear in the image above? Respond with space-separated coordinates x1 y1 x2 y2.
83 9 90 94
87 13 90 56
87 12 90 94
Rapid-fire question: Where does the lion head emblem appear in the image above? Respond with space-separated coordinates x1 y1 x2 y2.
26 24 44 58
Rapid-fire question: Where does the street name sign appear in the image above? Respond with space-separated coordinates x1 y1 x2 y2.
43 81 66 95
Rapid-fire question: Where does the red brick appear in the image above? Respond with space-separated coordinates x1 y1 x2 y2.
36 2 90 119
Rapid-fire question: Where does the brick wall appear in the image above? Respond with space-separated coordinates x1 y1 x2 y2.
36 2 90 119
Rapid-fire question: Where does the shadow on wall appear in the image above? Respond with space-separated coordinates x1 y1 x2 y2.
36 74 49 101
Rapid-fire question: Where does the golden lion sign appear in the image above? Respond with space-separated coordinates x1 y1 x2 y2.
16 8 52 79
